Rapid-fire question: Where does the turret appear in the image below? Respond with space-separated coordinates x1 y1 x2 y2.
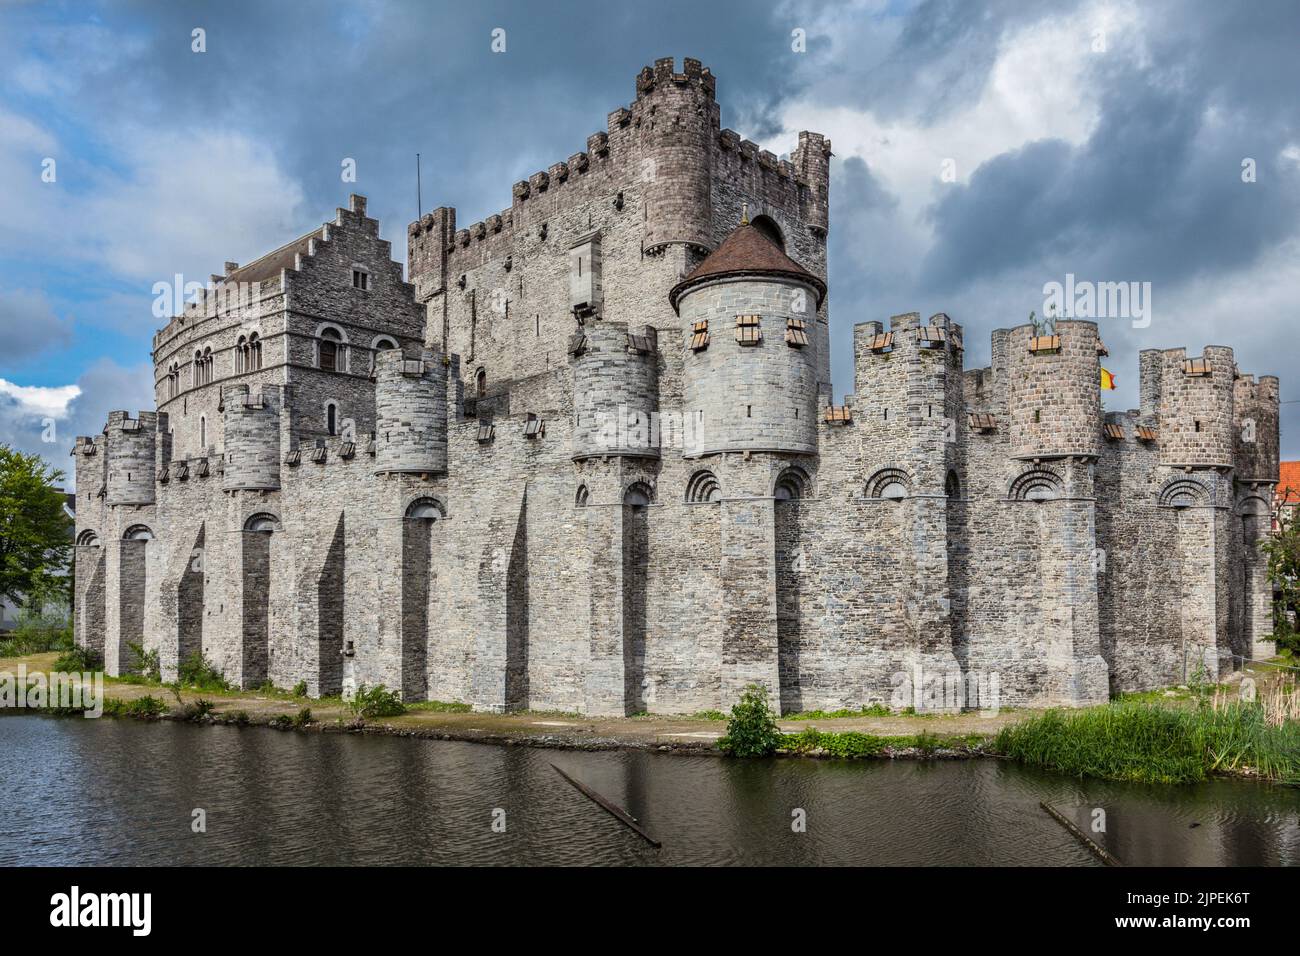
104 411 158 505
634 57 718 254
673 221 825 457
1234 374 1280 481
407 206 455 305
570 321 659 460
792 131 831 237
1006 320 1101 459
374 348 448 474
852 311 964 491
222 384 282 491
1154 346 1235 468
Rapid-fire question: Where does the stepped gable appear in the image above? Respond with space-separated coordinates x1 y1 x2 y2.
668 222 826 312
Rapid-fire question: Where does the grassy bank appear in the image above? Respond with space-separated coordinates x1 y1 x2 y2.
995 690 1300 785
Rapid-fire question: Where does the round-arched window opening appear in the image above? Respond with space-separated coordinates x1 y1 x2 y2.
774 467 808 502
945 470 961 499
878 480 908 501
123 525 154 541
374 337 397 352
1023 483 1059 502
76 530 100 547
405 497 446 521
1169 491 1196 509
751 214 785 251
624 483 653 507
244 513 281 533
686 470 721 503
575 485 590 508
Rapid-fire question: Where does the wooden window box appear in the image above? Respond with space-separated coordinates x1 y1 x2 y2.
968 412 997 432
918 326 946 349
1029 335 1061 353
785 317 809 347
867 332 893 353
824 405 852 425
1183 358 1211 376
1136 426 1158 441
1103 423 1125 440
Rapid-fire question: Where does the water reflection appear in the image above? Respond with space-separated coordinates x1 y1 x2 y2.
0 718 1295 866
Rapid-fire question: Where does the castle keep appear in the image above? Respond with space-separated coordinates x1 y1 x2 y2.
72 59 1280 714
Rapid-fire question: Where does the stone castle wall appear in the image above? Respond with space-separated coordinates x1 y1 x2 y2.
71 59 1281 715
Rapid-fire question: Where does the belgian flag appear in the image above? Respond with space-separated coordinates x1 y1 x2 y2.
1100 367 1117 390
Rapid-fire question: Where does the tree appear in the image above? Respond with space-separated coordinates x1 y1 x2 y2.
0 445 72 611
1263 484 1300 655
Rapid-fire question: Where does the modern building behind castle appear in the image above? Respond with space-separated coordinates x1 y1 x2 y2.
71 59 1280 714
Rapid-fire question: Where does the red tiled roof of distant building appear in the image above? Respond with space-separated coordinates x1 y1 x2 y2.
1277 461 1300 503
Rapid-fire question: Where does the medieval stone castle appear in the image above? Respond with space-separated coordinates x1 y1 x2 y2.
71 58 1280 715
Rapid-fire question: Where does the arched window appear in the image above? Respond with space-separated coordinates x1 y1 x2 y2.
248 333 261 370
235 335 248 374
475 367 487 398
76 529 100 547
199 415 207 450
326 402 338 436
866 467 910 500
624 482 654 507
1009 469 1064 502
370 336 398 373
167 363 180 399
405 497 446 521
123 524 154 541
575 485 590 507
319 328 343 372
945 469 961 499
686 470 722 503
194 350 204 385
244 513 281 533
1158 478 1209 509
774 467 807 501
751 214 785 251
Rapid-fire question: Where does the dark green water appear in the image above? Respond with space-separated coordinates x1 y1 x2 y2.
1 717 1296 865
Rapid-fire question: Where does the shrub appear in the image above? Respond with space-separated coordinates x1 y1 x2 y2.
269 714 293 730
178 651 229 691
224 710 251 726
292 707 313 729
292 681 308 698
127 695 166 719
179 698 214 721
125 641 160 682
348 684 406 719
53 645 103 673
718 684 782 757
0 599 72 657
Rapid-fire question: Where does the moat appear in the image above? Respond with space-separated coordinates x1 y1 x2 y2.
1 717 1296 866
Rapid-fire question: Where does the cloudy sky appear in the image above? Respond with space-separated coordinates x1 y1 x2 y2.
3 0 1298 486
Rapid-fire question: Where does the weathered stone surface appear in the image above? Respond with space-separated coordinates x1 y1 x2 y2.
72 59 1279 715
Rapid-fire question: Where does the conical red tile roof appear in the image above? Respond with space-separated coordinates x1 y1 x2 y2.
669 223 826 313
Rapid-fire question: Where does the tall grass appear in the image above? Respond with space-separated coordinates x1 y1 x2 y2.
996 685 1300 785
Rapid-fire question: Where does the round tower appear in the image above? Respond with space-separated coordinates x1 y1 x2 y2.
374 348 448 475
1007 320 1101 459
672 222 826 457
104 410 157 505
635 57 718 255
1157 346 1236 468
222 384 282 491
570 321 659 460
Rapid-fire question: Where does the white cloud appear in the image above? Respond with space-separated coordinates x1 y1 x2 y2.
0 379 80 420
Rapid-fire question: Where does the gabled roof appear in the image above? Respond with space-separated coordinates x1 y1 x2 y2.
668 223 826 313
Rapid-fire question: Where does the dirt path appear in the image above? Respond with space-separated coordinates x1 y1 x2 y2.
0 652 1031 752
